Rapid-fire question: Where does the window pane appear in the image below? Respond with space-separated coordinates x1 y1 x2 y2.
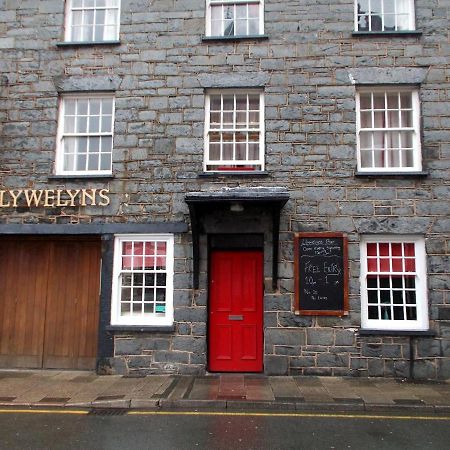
64 116 76 133
368 306 379 319
236 111 247 128
88 153 99 170
88 115 100 133
209 143 220 160
224 20 234 36
101 136 112 153
101 115 112 132
235 19 247 36
210 112 221 128
121 302 131 315
393 306 404 320
248 4 259 19
248 143 259 160
248 18 259 34
76 116 87 133
211 5 222 21
373 93 385 109
223 95 234 111
75 153 87 171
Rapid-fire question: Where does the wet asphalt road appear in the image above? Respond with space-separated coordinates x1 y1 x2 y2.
0 410 449 450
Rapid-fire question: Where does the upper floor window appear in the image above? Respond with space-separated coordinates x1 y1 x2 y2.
204 90 264 172
65 0 121 42
206 1 264 37
111 235 174 326
360 236 428 331
356 88 421 172
356 0 415 32
56 94 115 175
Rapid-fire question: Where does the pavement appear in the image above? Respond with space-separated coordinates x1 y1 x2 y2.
0 370 449 413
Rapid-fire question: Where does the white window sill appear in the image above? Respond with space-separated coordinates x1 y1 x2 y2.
359 329 435 337
352 31 422 37
57 40 121 47
49 174 114 180
355 171 428 177
202 34 269 42
106 325 175 333
199 171 269 178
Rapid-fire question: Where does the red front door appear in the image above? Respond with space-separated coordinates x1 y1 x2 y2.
208 250 263 372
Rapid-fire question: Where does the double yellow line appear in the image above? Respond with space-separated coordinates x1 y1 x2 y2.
0 409 449 421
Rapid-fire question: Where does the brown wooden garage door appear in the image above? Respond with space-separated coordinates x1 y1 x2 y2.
0 238 101 370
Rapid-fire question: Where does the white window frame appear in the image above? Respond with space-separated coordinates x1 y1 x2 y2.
355 0 416 32
56 93 115 176
111 234 174 327
356 87 422 173
206 0 264 37
204 90 265 172
64 0 121 42
360 235 429 331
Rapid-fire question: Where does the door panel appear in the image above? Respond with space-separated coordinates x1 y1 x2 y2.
0 238 100 370
0 240 48 368
209 250 263 372
43 240 101 370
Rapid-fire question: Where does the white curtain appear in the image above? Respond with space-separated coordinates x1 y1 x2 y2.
103 8 118 40
396 0 411 30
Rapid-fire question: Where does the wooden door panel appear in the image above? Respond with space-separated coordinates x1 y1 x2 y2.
209 250 263 372
0 240 48 368
43 240 100 370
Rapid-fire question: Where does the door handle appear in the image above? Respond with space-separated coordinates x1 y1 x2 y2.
228 315 244 321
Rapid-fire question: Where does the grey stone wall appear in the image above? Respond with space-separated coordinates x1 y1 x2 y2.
0 1 449 379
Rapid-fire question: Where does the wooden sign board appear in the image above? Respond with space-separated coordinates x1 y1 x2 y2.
294 232 348 316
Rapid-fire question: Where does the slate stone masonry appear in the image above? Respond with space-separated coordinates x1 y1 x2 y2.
0 1 449 379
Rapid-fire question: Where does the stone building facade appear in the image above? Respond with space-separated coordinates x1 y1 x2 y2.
0 0 449 379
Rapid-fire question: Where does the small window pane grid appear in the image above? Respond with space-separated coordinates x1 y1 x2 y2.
67 0 120 42
361 237 428 331
207 1 262 37
357 90 421 172
356 0 414 32
58 96 114 174
112 236 174 326
205 92 264 172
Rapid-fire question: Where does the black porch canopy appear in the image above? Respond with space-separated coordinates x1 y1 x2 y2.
185 187 290 289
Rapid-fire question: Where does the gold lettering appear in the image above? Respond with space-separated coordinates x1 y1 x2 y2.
66 189 81 207
81 188 96 206
24 190 44 207
0 191 10 207
56 190 70 207
44 190 55 207
98 188 111 207
9 190 23 207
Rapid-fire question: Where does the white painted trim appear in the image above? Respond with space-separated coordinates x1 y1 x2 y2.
204 90 265 172
55 93 115 175
360 235 429 331
64 0 121 42
205 0 264 37
354 0 416 32
111 234 175 327
356 87 422 173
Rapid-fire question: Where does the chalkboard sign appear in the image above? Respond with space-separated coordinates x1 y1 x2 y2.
294 233 348 316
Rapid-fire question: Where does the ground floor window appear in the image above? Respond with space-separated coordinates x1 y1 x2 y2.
360 235 429 331
111 234 174 326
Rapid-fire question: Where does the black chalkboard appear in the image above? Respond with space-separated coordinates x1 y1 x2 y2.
294 233 348 316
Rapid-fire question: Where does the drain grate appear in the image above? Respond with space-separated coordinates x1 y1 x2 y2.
94 395 125 401
39 397 70 403
88 408 128 416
